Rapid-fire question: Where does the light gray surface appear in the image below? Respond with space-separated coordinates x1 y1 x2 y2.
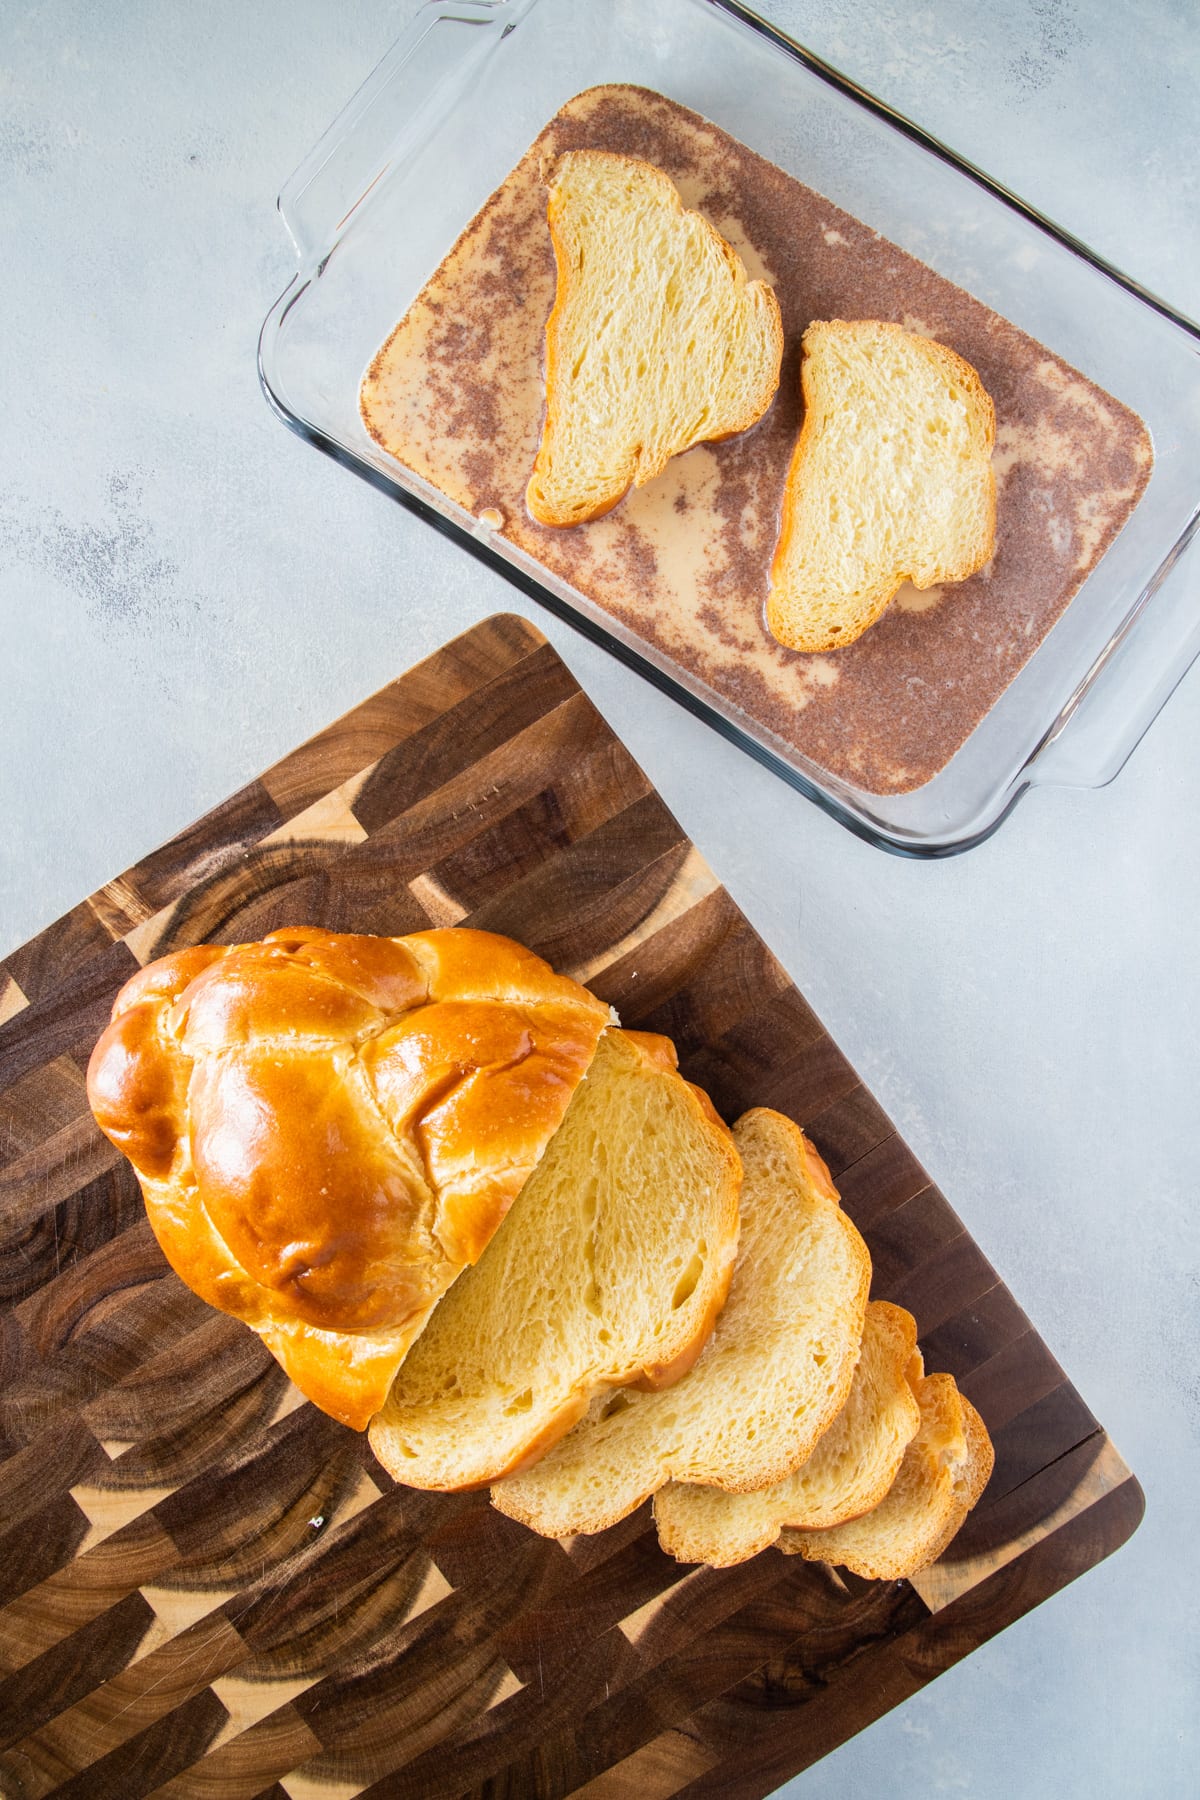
2 2 1197 1794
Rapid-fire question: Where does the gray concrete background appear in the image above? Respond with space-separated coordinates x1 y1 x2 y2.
2 2 1197 1793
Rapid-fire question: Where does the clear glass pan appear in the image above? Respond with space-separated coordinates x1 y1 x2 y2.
259 0 1200 855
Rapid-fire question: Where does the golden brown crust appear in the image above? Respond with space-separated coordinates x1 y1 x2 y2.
955 1396 996 1512
86 926 611 1430
458 1392 595 1492
527 151 783 528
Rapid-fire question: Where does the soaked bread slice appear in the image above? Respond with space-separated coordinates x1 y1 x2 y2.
368 1028 741 1489
777 1360 994 1580
489 1108 870 1537
654 1300 921 1567
527 149 782 526
767 319 996 652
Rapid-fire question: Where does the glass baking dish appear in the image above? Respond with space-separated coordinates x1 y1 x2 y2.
258 0 1200 856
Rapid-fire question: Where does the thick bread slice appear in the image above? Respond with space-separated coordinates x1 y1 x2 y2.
777 1361 995 1580
368 1028 741 1488
654 1300 921 1567
489 1108 871 1537
767 319 996 652
527 150 783 526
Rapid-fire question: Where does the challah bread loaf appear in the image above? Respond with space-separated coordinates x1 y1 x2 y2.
526 150 783 527
489 1108 870 1537
777 1360 994 1580
368 1028 742 1488
86 926 611 1430
653 1300 922 1567
767 319 996 652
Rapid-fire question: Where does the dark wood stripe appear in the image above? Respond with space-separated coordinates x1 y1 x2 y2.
89 1337 288 1495
14 1606 249 1793
0 1492 93 1615
0 942 138 1100
917 1279 1031 1378
587 887 757 1022
0 901 116 1005
147 836 435 954
0 1055 90 1165
615 916 790 1057
0 1513 178 1673
887 1228 1001 1339
416 700 653 912
862 1187 966 1294
959 1328 1067 1434
2 1275 211 1456
121 781 284 920
0 1416 108 1530
47 1684 230 1800
235 1490 457 1677
0 1588 156 1753
149 1705 322 1799
352 641 578 834
335 686 641 872
153 1406 360 1585
682 993 839 1126
833 1132 930 1231
500 1521 689 1675
356 1629 637 1800
0 1158 141 1299
802 1088 898 1180
79 1308 278 1448
975 1382 1100 1506
951 1429 1109 1559
463 799 690 971
259 614 545 819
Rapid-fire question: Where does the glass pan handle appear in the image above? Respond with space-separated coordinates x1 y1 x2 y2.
277 1 526 272
1034 506 1200 789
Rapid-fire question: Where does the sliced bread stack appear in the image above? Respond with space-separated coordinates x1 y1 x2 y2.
481 1103 991 1582
337 972 992 1583
490 1108 871 1534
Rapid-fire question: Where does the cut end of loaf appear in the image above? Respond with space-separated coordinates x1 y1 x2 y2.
368 1027 741 1489
527 150 782 528
767 319 997 653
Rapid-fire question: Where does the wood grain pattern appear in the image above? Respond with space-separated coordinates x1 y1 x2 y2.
0 614 1141 1799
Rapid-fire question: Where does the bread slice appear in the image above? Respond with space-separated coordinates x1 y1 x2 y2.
653 1300 921 1567
777 1360 994 1580
368 1028 741 1488
526 150 783 527
489 1108 871 1537
767 319 996 652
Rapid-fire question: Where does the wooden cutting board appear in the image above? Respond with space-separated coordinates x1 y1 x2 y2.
0 613 1140 1800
